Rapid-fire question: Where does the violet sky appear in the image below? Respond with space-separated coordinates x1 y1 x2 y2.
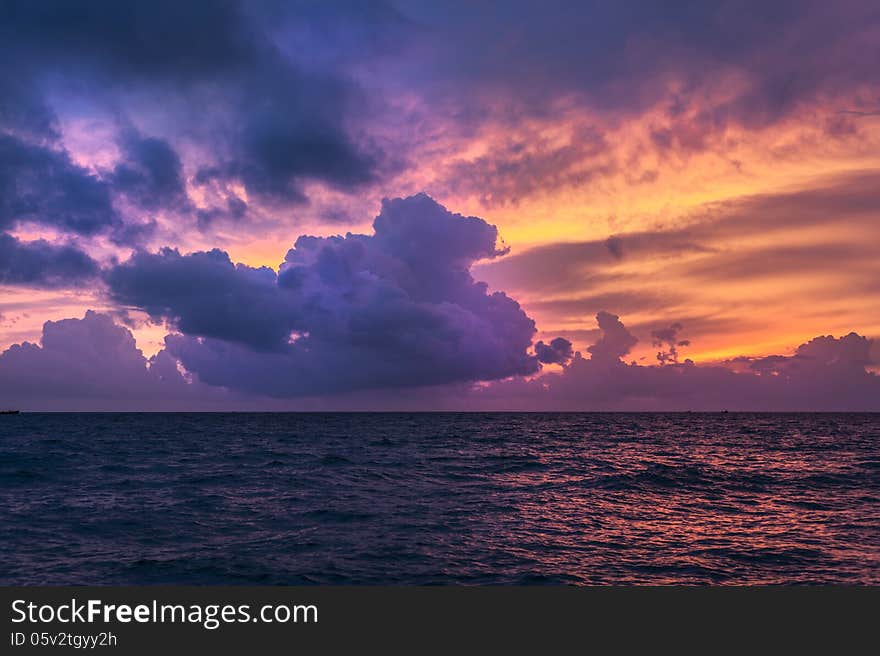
0 0 879 410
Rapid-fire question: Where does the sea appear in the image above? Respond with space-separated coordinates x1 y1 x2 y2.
1 413 878 585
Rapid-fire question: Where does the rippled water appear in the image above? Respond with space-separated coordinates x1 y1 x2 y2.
1 413 878 584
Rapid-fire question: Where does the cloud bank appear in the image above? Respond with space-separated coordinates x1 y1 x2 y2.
3 307 876 411
473 313 880 412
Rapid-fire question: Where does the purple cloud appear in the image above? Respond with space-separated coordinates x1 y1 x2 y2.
535 337 574 365
651 322 689 365
1 307 877 411
0 134 120 237
0 233 99 288
0 0 401 255
587 311 638 364
107 248 291 350
110 131 188 213
107 194 539 396
0 311 219 407
474 313 880 411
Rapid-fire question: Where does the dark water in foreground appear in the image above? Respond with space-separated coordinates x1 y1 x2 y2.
1 413 878 585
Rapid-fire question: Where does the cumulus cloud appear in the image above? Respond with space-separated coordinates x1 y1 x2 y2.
1 306 877 411
0 311 224 408
107 194 539 396
474 312 880 411
586 311 638 364
106 248 291 350
535 337 573 365
750 332 874 376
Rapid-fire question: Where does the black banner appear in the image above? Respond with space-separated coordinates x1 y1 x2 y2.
1 586 876 653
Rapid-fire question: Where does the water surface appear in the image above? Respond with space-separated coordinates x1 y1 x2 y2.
1 413 877 584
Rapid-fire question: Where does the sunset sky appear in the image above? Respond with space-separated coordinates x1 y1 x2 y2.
1 0 878 410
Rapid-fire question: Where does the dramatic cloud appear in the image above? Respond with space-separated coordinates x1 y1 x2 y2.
0 124 198 257
0 234 99 288
0 134 119 236
390 0 880 210
110 132 188 212
496 2 872 119
1 2 879 410
402 0 879 111
0 0 399 261
107 194 539 396
9 0 385 191
106 249 290 350
0 129 184 271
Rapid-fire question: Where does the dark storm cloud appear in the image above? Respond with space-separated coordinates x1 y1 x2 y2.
106 248 294 350
0 131 175 271
0 70 56 142
110 132 188 212
0 134 119 236
0 129 196 259
218 98 378 203
0 233 99 288
0 0 395 217
0 0 253 79
107 194 539 396
0 1 416 286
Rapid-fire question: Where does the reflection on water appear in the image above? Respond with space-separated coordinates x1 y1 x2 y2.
1 413 878 584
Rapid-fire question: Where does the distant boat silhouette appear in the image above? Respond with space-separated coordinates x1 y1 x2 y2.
1 410 20 415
